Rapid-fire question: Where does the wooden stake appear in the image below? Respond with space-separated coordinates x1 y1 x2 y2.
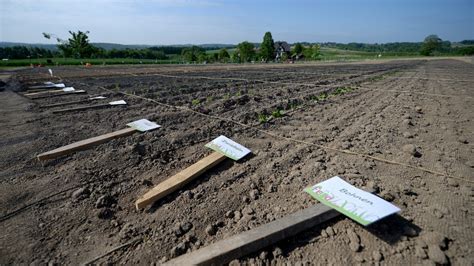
135 152 227 210
37 128 137 161
40 99 91 108
29 90 86 99
24 89 67 96
52 103 123 114
165 203 339 265
40 95 109 108
27 83 63 89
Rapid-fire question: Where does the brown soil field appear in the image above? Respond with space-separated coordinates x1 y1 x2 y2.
0 59 473 265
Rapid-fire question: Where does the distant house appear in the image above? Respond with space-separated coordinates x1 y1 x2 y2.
274 41 291 61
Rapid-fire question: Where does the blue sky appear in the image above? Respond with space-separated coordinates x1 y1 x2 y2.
1 0 473 44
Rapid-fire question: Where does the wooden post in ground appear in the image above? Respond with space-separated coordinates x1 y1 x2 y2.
37 128 137 161
29 90 86 99
52 103 123 114
40 99 91 108
24 89 68 97
165 203 339 265
135 152 227 210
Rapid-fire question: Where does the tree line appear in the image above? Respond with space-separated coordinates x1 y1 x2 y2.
2 31 473 62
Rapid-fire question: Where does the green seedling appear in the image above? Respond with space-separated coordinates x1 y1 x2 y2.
206 96 214 103
271 109 283 118
258 113 268 123
316 92 328 101
332 86 354 96
191 99 200 106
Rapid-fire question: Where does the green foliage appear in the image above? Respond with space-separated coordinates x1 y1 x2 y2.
258 113 268 123
53 31 98 58
236 41 255 63
0 46 58 60
197 52 208 63
218 48 230 62
293 43 304 55
420 34 443 56
456 45 474 55
260 32 275 62
331 87 354 95
191 99 201 105
316 92 328 101
271 109 283 118
231 51 240 63
181 45 206 62
258 109 284 123
302 44 320 59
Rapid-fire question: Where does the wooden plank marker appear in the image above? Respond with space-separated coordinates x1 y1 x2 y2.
30 90 86 99
135 135 251 210
165 203 339 265
37 119 160 161
28 82 65 90
52 100 126 114
166 181 383 265
24 86 76 97
39 96 107 108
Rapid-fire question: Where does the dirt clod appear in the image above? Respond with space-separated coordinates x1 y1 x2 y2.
427 245 448 265
72 188 90 201
205 224 217 236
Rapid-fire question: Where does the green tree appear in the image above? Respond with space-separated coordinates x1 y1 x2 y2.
44 31 97 58
231 51 240 63
181 45 205 62
302 44 320 60
218 48 230 62
293 43 304 55
260 32 275 62
197 52 208 63
420 34 442 56
236 41 255 63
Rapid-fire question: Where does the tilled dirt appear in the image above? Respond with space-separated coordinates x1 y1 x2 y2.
0 59 473 265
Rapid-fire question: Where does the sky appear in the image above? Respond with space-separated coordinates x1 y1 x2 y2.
1 0 473 45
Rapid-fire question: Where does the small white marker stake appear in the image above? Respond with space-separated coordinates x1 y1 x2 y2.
89 96 107 100
48 69 53 77
62 87 75 92
135 136 250 209
304 176 400 226
205 135 251 160
127 119 161 132
37 119 160 161
108 100 127 105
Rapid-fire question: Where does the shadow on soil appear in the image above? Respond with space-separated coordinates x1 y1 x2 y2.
240 213 421 262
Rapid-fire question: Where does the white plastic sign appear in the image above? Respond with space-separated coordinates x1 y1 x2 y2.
127 119 161 132
109 100 127 105
53 83 66 88
304 176 400 226
89 96 107 100
62 87 75 92
205 135 251 161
